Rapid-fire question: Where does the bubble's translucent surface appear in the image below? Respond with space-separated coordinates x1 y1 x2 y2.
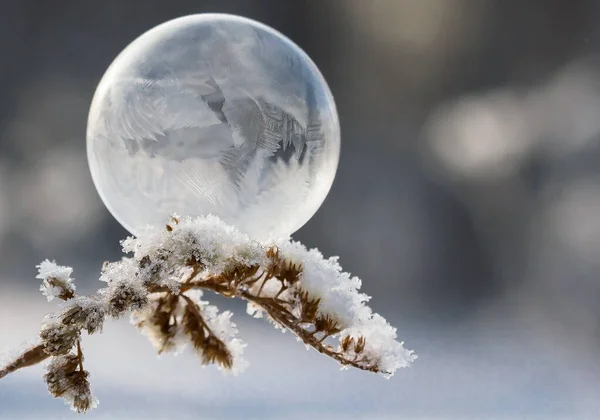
87 14 340 240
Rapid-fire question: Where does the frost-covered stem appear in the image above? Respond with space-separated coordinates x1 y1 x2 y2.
0 344 48 380
248 294 380 373
250 296 380 374
151 276 383 373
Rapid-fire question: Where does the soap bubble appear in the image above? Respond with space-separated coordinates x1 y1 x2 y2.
87 14 340 240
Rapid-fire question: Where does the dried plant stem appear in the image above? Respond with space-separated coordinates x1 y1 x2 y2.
76 341 84 373
1 261 375 382
0 344 49 380
245 296 379 373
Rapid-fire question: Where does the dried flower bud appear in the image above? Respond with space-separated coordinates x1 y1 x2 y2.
137 255 165 285
39 319 80 356
45 354 79 396
182 305 232 369
104 281 148 318
45 353 98 413
50 299 105 336
72 297 106 335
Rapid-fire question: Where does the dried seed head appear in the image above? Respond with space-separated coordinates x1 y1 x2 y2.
265 247 302 285
45 354 79 397
182 303 206 348
137 255 165 285
182 301 233 369
297 289 321 322
341 336 354 353
74 297 106 335
40 320 80 356
104 281 148 318
314 314 342 335
45 353 98 413
201 335 233 369
355 336 366 354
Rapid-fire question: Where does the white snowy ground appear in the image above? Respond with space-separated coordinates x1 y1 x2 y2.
1 287 599 420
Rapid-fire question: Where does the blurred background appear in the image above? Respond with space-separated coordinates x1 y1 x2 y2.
2 0 600 418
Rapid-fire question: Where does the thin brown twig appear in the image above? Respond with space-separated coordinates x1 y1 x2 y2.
152 276 382 373
76 340 84 372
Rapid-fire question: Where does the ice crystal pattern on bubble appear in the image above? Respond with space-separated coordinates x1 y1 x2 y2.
87 15 340 240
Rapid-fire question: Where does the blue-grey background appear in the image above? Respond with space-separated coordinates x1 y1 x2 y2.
2 1 600 419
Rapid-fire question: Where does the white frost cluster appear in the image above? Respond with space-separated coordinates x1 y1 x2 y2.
122 214 264 275
36 259 76 302
98 258 148 318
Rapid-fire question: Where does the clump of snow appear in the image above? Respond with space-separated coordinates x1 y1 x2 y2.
276 241 371 326
36 259 76 302
122 215 265 275
274 239 417 375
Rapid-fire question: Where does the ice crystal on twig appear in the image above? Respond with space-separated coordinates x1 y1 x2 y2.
0 215 416 413
37 259 76 301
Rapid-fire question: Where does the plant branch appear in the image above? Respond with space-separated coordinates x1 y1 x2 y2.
0 215 416 414
151 270 382 373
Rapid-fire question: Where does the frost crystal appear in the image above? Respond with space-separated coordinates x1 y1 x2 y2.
37 259 76 302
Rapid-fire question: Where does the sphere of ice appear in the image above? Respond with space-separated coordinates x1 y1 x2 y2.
87 14 340 240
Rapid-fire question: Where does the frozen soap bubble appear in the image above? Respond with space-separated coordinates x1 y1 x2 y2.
87 14 340 241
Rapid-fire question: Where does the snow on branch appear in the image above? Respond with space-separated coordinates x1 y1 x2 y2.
0 215 416 413
37 259 76 302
